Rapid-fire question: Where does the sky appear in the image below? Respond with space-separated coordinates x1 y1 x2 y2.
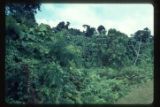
35 3 153 36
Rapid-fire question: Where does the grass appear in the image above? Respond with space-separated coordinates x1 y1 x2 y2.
115 80 153 104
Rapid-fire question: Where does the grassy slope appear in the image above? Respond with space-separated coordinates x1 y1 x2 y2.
115 80 153 104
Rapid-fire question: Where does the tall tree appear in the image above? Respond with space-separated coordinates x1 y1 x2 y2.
55 21 70 32
56 21 65 31
97 25 106 35
83 24 95 37
133 27 151 43
128 28 152 65
103 29 129 67
65 21 70 29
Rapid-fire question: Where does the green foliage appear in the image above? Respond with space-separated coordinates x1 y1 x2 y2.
6 15 22 40
5 5 153 104
133 27 151 43
6 3 41 27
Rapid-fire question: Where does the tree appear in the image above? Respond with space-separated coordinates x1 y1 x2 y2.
83 25 95 37
134 27 151 43
6 15 21 40
6 2 41 27
97 25 106 35
56 21 65 31
128 28 152 65
65 22 70 29
55 21 70 32
103 28 129 67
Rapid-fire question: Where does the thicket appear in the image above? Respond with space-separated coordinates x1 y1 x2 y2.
5 3 153 104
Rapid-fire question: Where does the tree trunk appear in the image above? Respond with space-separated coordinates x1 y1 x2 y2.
133 41 142 65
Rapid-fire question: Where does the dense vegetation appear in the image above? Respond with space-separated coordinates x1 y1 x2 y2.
5 3 153 104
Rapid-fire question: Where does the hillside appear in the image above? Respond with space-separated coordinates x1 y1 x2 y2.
5 3 154 104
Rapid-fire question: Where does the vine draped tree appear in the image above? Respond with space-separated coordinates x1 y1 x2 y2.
128 28 152 65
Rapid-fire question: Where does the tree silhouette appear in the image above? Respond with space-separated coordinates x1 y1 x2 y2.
55 21 70 32
65 21 70 29
97 25 106 35
83 24 95 37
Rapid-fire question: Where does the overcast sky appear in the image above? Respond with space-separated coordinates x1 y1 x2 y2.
35 3 153 36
